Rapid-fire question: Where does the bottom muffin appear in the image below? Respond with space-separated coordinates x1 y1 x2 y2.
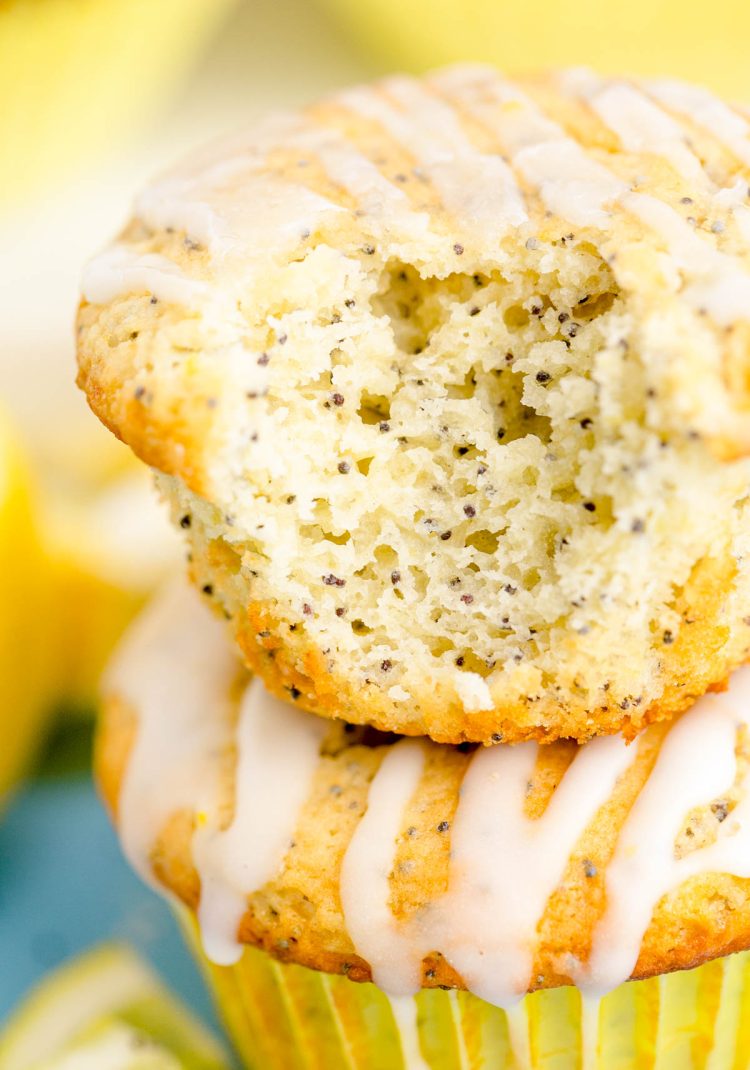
98 582 750 1068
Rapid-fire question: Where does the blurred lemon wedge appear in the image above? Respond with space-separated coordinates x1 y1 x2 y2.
43 441 183 713
0 0 238 210
0 408 55 804
0 944 229 1070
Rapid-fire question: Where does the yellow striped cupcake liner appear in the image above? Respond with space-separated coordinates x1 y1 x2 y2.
181 915 750 1069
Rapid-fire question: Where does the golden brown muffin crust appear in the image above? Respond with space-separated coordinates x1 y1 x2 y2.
80 67 750 744
97 685 750 994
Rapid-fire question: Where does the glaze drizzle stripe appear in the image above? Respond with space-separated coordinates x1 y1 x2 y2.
559 72 750 248
387 995 430 1070
557 69 709 188
284 124 438 248
339 733 633 1009
194 677 328 967
84 67 750 331
577 673 750 995
81 246 210 307
647 79 750 169
105 580 238 886
338 78 528 242
339 739 427 995
433 66 750 323
112 591 750 1009
430 65 630 227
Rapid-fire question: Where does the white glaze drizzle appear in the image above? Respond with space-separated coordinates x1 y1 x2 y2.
89 67 750 330
108 582 326 967
579 993 601 1070
447 990 470 1070
340 733 633 1008
339 77 528 242
114 585 750 1008
387 996 430 1070
82 245 209 307
504 1003 531 1069
432 66 627 229
431 734 633 1007
284 124 436 249
137 167 344 266
559 71 708 187
339 739 427 995
105 581 238 886
715 178 750 243
647 79 750 169
576 671 750 995
434 66 750 323
193 677 328 966
622 192 750 324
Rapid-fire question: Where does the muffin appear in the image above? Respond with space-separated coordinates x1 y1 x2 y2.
78 66 750 745
97 582 750 1067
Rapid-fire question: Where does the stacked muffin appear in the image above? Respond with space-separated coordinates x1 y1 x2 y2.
79 65 750 1067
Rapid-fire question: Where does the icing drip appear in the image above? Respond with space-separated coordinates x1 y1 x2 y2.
647 80 750 169
114 585 750 1007
426 735 632 1007
504 1003 531 1069
577 673 750 995
513 139 626 228
423 731 629 1005
285 125 436 249
340 733 633 1008
387 996 430 1070
434 67 750 323
431 66 626 228
579 80 708 187
579 994 601 1070
447 991 470 1070
193 677 328 966
136 169 343 267
82 246 209 307
105 581 237 886
342 666 750 1004
339 77 528 242
622 192 750 324
339 739 427 994
86 65 750 332
109 583 327 968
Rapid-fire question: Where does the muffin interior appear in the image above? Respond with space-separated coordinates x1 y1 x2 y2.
160 232 749 719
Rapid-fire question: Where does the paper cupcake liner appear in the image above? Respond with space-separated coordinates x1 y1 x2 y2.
179 915 750 1069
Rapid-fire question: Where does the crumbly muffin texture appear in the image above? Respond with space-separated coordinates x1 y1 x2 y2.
78 66 750 743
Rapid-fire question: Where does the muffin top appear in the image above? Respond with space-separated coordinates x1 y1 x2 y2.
79 66 750 744
99 583 750 1005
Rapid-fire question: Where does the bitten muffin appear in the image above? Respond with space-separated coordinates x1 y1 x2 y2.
99 582 750 1005
79 66 750 744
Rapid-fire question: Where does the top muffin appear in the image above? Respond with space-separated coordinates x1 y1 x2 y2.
78 65 750 745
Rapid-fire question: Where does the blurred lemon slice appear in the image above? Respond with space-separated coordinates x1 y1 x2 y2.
0 408 56 804
0 944 229 1070
44 447 183 712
